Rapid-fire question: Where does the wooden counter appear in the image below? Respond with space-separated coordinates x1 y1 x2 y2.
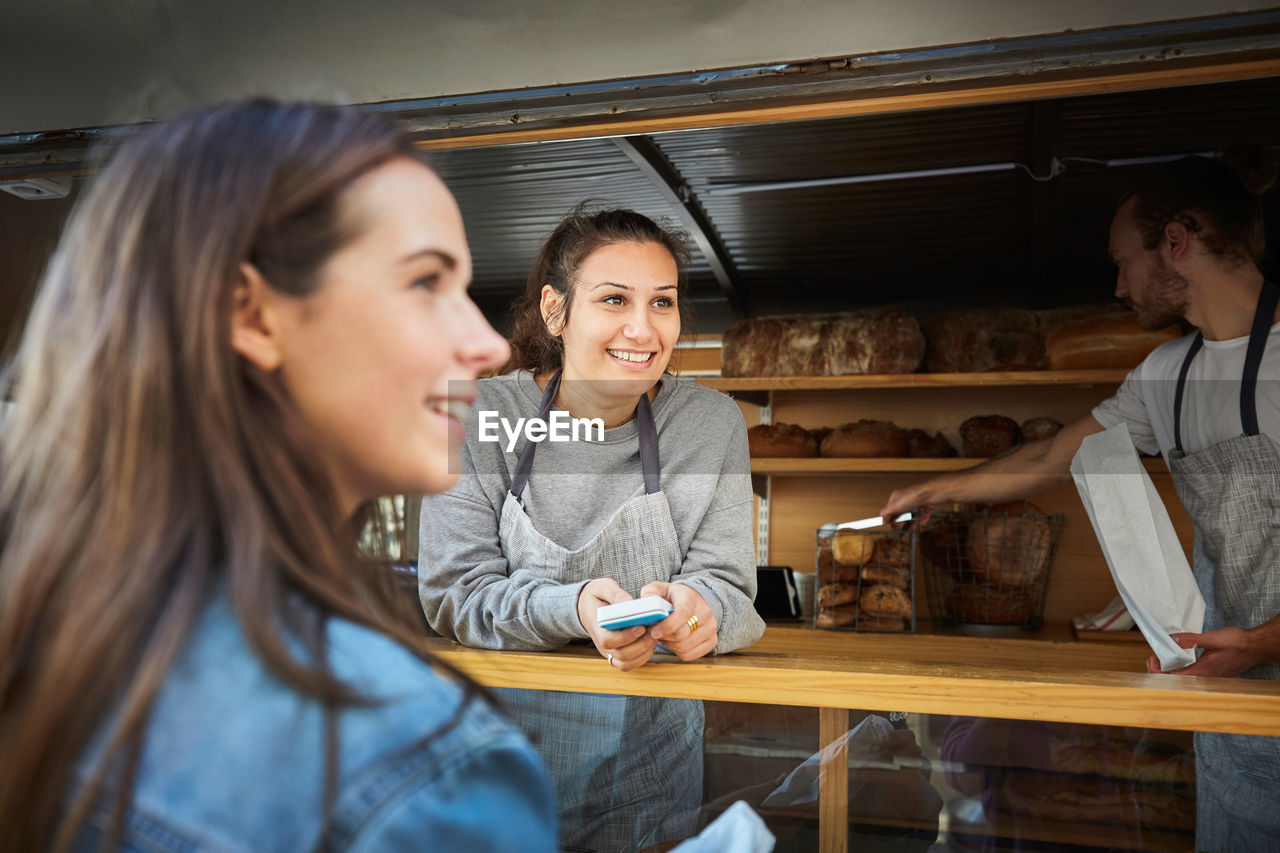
427 624 1280 737
428 625 1279 853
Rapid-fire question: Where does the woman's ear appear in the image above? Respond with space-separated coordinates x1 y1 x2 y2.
539 284 564 336
230 262 284 372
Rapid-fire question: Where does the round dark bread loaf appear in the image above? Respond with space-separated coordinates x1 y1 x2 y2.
808 426 833 447
821 420 910 458
960 415 1021 458
1020 417 1063 442
907 428 957 458
747 422 819 457
967 501 1052 586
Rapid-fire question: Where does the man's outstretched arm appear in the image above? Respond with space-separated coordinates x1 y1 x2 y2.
880 415 1106 520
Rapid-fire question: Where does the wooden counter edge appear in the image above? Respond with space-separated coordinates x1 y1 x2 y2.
425 639 1280 738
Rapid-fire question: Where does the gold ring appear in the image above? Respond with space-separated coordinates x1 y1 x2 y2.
607 654 614 666
687 614 700 633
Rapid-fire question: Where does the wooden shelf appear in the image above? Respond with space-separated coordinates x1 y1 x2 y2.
750 457 1169 475
698 370 1129 392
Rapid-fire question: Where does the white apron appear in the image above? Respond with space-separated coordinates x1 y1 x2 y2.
495 371 703 853
1166 281 1280 852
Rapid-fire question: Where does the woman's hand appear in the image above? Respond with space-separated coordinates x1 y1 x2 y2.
642 581 717 661
577 578 658 671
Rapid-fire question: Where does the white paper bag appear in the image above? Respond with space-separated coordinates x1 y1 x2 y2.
670 801 775 853
1070 422 1204 671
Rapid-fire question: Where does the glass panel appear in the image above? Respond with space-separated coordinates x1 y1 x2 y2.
694 705 1209 853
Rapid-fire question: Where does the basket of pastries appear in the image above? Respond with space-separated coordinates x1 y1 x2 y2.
814 524 916 632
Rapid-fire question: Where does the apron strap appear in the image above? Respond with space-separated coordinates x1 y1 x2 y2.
1173 334 1204 455
508 371 663 501
636 393 661 495
509 370 562 500
1173 279 1278 452
1240 280 1279 437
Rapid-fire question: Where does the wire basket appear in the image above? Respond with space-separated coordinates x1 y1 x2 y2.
918 504 1066 633
814 525 917 632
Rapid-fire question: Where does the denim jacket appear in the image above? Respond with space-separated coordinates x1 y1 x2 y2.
71 593 557 851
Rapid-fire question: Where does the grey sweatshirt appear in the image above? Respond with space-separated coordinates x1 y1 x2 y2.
418 370 765 654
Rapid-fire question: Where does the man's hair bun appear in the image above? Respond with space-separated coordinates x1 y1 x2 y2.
1220 145 1279 196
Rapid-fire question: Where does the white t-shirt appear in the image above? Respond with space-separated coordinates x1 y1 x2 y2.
1092 320 1280 461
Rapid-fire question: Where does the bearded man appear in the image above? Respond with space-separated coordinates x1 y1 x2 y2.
881 151 1280 851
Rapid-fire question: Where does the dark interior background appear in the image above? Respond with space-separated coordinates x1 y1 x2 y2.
428 76 1280 335
2 76 1277 344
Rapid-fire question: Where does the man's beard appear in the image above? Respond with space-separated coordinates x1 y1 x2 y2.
1135 257 1190 331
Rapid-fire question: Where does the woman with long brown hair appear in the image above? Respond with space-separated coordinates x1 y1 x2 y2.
419 206 765 851
0 99 556 851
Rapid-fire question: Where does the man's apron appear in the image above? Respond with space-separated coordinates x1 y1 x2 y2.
495 371 703 853
1167 281 1280 851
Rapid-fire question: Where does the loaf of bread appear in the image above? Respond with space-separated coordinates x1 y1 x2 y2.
720 317 785 377
947 582 1035 624
829 563 865 584
907 428 957 458
1047 732 1195 785
860 583 912 617
924 309 1045 373
815 604 859 629
968 502 1053 586
1045 315 1181 370
873 537 911 568
816 583 858 609
776 318 828 375
821 420 910 458
1020 417 1063 442
960 415 1022 458
861 564 909 589
825 310 927 375
922 303 1181 375
998 768 1194 832
832 531 877 565
1035 302 1129 332
747 423 818 457
720 310 926 377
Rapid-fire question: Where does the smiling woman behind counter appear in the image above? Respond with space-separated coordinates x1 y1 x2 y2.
419 205 765 852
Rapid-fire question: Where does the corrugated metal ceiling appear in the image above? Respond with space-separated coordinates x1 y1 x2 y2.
426 139 722 325
431 76 1280 331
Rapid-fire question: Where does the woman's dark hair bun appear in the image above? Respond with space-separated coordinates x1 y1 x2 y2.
1220 145 1279 196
